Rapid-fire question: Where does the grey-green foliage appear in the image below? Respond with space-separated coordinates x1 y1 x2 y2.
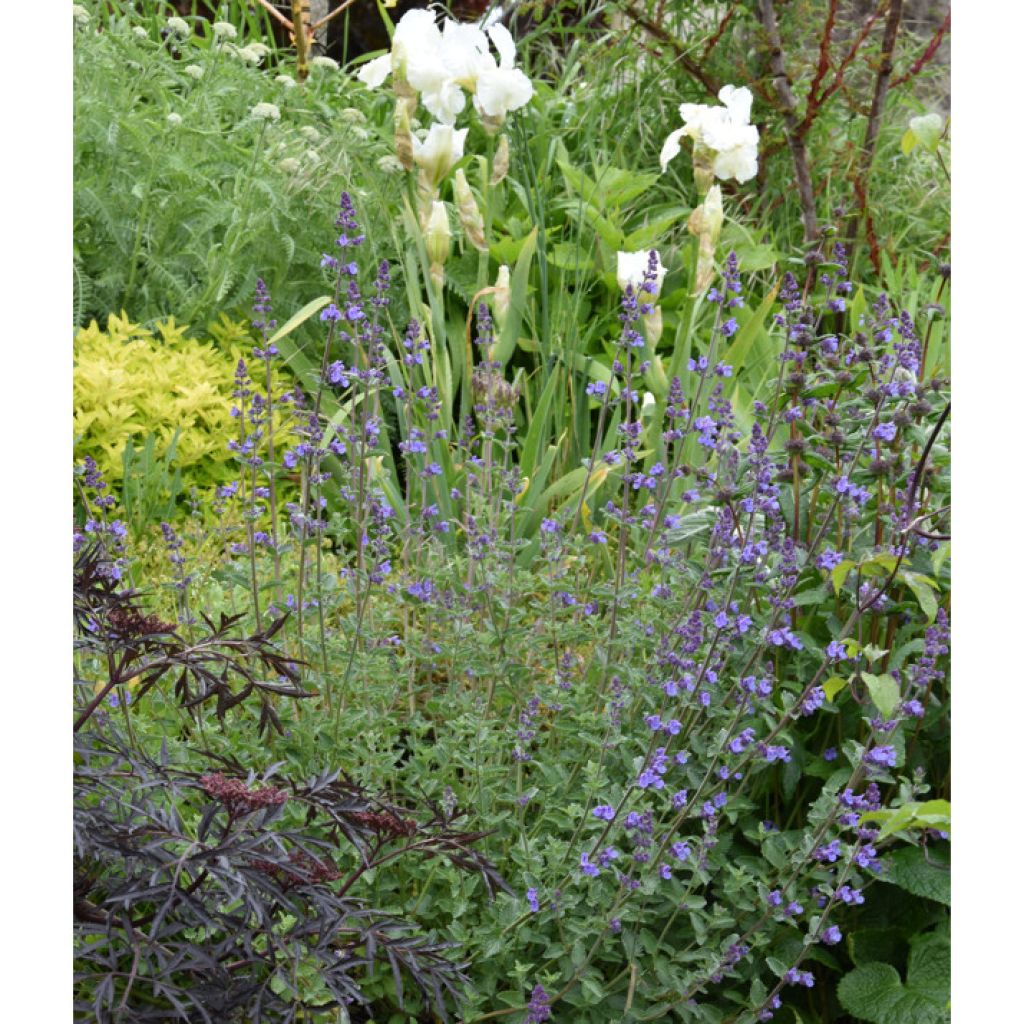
73 10 403 329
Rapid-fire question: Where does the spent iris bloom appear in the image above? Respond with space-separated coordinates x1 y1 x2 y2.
660 84 759 183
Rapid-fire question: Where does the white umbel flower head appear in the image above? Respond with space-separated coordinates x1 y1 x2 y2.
235 45 266 65
412 123 468 189
72 5 90 26
132 26 148 40
166 112 183 127
377 154 405 175
617 250 667 298
660 84 759 184
276 74 297 89
166 16 190 37
183 64 204 80
212 22 237 42
311 55 339 71
250 102 281 122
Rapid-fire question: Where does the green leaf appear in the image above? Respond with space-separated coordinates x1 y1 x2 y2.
838 929 950 1024
849 928 906 967
900 571 939 623
832 560 857 594
267 295 332 346
824 675 849 703
520 365 561 480
862 672 900 719
623 206 690 249
884 846 951 906
860 799 951 840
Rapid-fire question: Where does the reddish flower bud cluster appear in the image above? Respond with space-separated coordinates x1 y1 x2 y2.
200 772 289 813
348 809 418 838
107 607 176 636
250 850 342 888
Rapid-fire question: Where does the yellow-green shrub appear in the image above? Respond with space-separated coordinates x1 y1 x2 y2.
74 312 294 493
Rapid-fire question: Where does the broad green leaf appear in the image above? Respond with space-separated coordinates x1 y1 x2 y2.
901 570 939 623
832 560 857 594
837 930 950 1024
824 675 849 702
623 206 690 249
862 672 900 719
884 846 951 906
860 799 951 839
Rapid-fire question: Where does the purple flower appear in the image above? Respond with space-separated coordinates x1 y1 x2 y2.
901 698 925 718
821 925 842 945
800 687 826 716
864 745 897 768
526 984 551 1023
814 839 841 863
671 841 691 862
592 805 616 821
526 887 540 912
784 968 814 988
826 639 850 660
580 852 600 877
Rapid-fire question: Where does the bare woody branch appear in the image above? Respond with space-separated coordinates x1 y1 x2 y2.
756 0 819 243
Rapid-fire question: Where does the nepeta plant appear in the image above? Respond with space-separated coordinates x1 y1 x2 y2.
74 178 949 1021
